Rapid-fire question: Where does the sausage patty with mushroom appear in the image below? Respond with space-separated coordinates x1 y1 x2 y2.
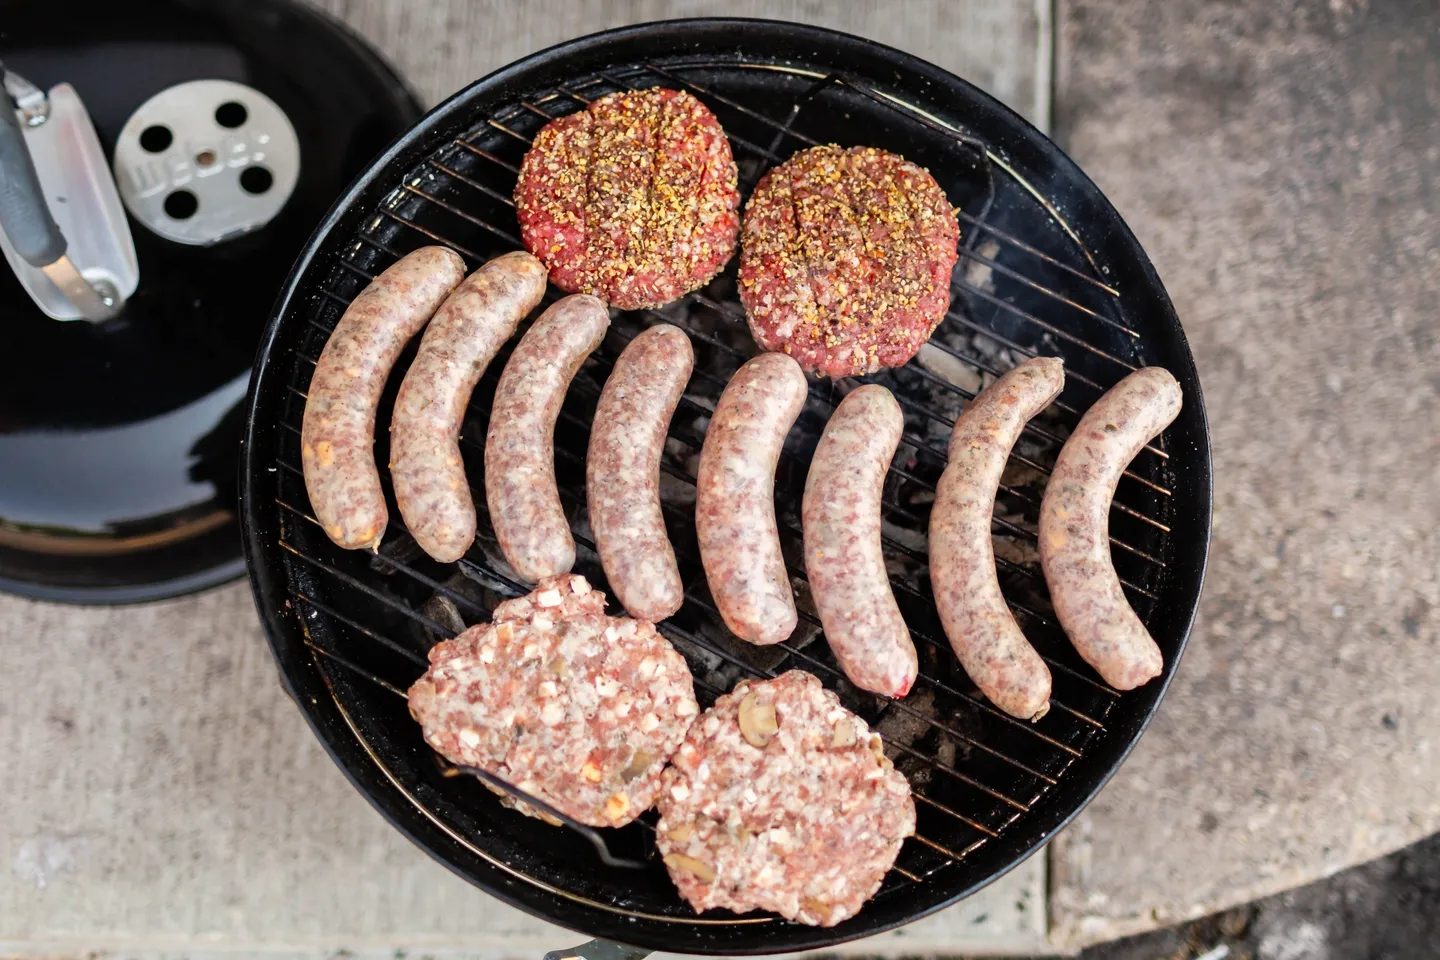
515 87 740 310
407 574 699 827
655 670 915 926
739 144 959 377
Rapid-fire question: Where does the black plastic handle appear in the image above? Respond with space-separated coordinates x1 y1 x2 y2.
0 89 65 267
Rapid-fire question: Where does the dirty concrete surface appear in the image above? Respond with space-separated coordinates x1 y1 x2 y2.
1049 0 1440 946
3 0 1439 956
0 3 1054 958
1078 829 1440 960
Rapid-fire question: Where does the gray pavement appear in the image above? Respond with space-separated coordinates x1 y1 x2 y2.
4 0 1438 956
0 3 1053 957
1079 830 1440 960
1049 0 1440 947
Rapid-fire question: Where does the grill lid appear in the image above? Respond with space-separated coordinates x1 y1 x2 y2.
0 0 419 602
241 19 1211 956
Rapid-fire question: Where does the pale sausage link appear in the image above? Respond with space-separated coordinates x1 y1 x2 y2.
302 246 465 551
930 357 1064 720
390 252 548 563
802 385 918 698
485 294 610 583
695 352 807 645
587 324 695 621
1039 366 1181 690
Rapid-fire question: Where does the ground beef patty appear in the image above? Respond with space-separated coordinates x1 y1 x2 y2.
738 145 960 378
515 88 740 311
656 670 915 927
407 574 699 827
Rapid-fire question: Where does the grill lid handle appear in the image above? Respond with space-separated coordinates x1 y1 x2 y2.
0 67 129 321
0 68 65 268
543 939 652 960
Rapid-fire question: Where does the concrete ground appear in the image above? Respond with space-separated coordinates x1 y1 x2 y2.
1078 830 1440 960
0 3 1053 958
1048 0 1440 946
4 0 1439 956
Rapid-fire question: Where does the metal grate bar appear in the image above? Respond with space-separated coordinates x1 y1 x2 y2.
454 139 519 173
294 590 428 666
277 537 455 637
959 211 1120 296
432 159 516 207
303 637 410 698
381 209 486 261
402 183 521 245
957 248 1139 339
640 63 823 148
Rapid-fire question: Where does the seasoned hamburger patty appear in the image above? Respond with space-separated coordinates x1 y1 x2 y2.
655 670 915 927
738 145 960 377
515 87 740 311
407 574 700 827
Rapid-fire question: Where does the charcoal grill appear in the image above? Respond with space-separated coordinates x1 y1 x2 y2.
240 19 1211 956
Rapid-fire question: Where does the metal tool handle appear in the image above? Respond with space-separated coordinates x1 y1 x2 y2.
0 78 65 267
543 939 652 960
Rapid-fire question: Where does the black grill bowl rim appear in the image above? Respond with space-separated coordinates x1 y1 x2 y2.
241 17 1213 955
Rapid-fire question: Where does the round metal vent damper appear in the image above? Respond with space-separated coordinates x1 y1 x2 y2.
0 0 421 603
114 79 301 247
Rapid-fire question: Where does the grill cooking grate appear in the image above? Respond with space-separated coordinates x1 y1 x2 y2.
260 57 1180 925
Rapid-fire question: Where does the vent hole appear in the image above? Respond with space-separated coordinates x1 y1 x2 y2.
164 190 198 219
215 101 248 128
140 125 173 153
240 166 274 195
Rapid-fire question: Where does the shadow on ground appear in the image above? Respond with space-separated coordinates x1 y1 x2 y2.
1075 830 1440 960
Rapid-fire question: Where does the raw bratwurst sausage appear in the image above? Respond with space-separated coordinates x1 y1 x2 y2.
485 294 609 583
302 246 465 551
930 357 1064 720
1039 366 1182 690
587 324 695 621
390 252 548 563
802 385 917 698
696 352 808 645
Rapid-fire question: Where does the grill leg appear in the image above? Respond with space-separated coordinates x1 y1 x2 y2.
544 940 652 960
